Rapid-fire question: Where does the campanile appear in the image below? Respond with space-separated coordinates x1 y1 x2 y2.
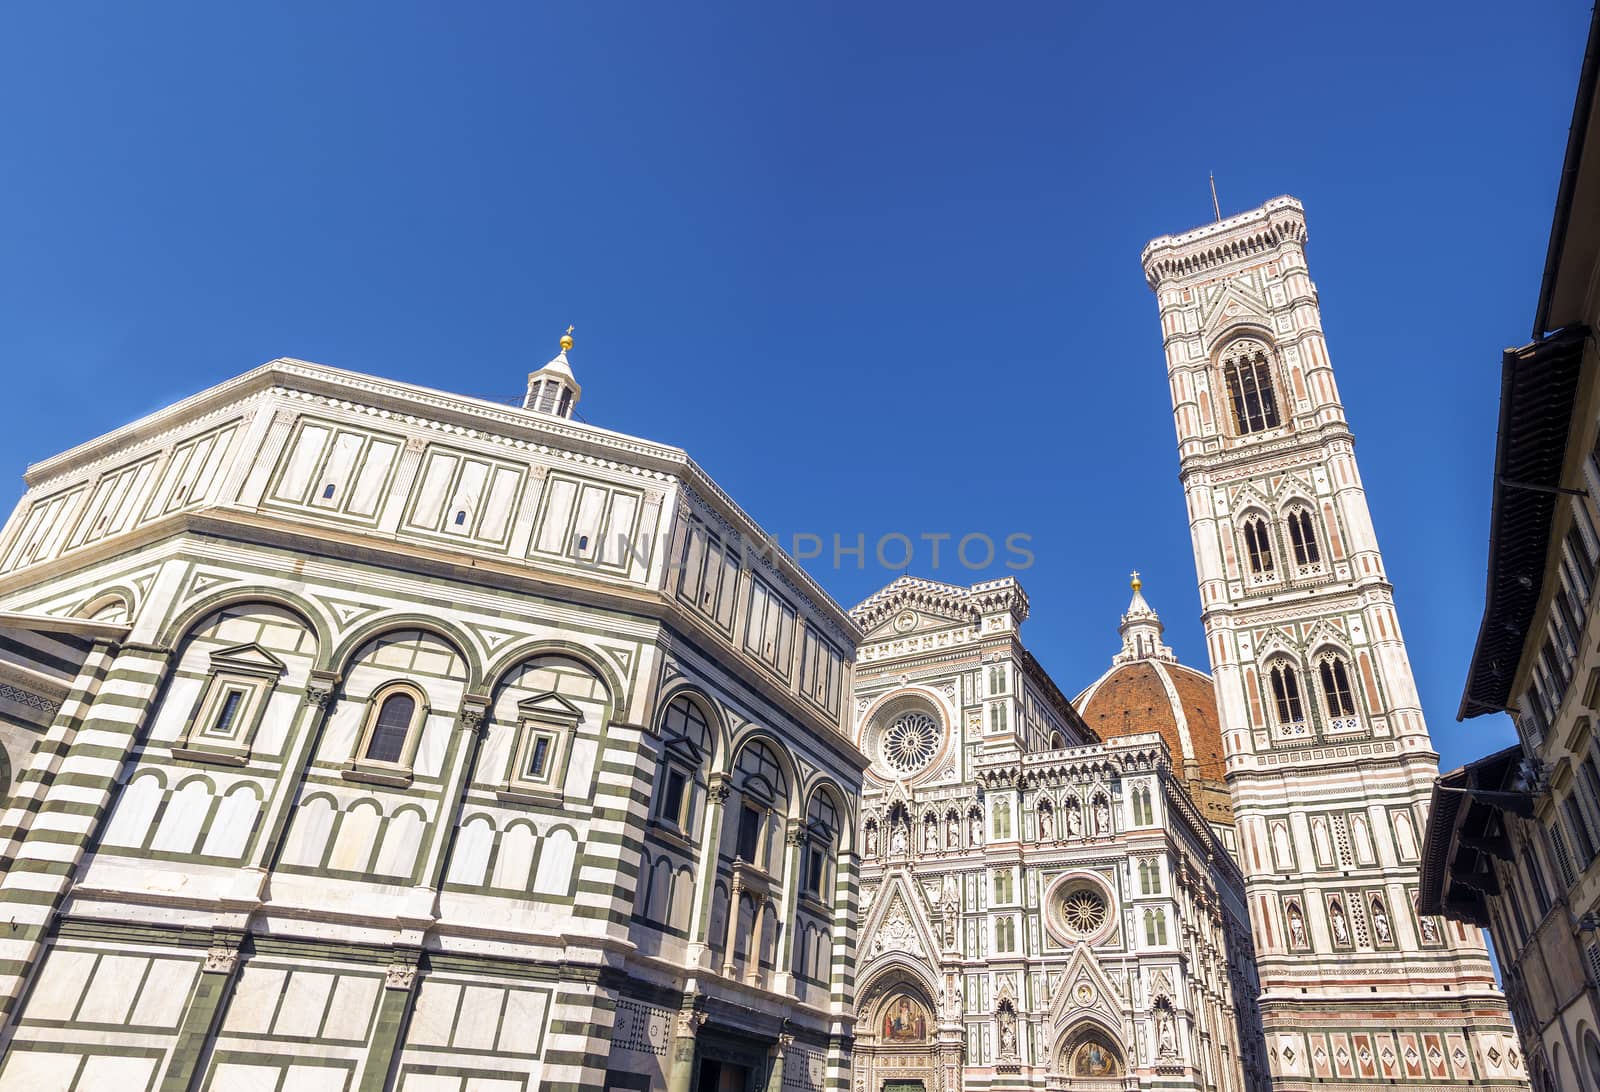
1141 197 1525 1088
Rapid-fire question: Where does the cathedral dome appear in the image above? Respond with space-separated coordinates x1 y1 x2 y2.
1075 659 1226 784
1073 574 1233 831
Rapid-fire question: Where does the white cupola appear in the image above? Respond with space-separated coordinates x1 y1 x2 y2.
523 326 582 419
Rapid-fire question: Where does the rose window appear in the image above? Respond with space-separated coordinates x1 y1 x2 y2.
1061 889 1107 934
1044 875 1116 944
881 712 939 774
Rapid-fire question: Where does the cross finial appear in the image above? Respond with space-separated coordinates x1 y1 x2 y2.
1130 570 1142 592
560 325 575 352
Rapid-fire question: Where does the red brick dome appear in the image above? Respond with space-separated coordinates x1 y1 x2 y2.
1074 659 1226 783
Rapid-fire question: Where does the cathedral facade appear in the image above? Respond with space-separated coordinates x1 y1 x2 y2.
1141 198 1525 1088
0 342 864 1092
846 575 1266 1092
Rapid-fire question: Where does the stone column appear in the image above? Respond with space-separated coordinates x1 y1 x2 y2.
771 819 806 994
745 893 768 986
157 934 244 1092
688 774 733 968
722 872 744 978
252 669 341 871
417 696 492 890
764 1032 792 1092
666 1003 706 1092
358 952 422 1092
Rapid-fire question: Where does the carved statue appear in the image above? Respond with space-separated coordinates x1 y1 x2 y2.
1287 902 1307 949
865 823 878 857
1371 897 1392 944
925 821 939 851
1329 897 1350 946
1038 807 1054 841
1157 1008 1176 1057
1419 914 1439 944
1093 799 1109 836
1067 806 1082 837
947 816 960 848
890 823 907 856
970 812 984 846
998 1007 1017 1057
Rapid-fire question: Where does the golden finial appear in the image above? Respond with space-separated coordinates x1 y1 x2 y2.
1130 570 1142 592
560 325 575 352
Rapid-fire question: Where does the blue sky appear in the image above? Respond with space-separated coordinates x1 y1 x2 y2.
1 2 1591 772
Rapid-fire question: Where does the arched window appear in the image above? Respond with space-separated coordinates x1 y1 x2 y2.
655 694 712 832
1268 662 1306 733
1317 653 1358 726
1241 517 1275 576
1144 908 1168 946
1221 340 1282 435
803 790 840 900
366 692 416 763
732 738 789 872
1287 507 1321 567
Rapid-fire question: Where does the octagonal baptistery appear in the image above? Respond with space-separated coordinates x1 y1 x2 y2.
0 338 866 1092
1074 576 1236 853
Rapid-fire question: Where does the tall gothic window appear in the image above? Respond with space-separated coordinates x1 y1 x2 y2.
1221 340 1282 435
1287 507 1321 566
1318 654 1357 720
1268 662 1305 727
1242 517 1275 575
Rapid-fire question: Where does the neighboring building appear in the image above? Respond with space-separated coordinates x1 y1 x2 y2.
0 335 866 1092
846 574 1267 1092
1422 12 1600 1091
1141 198 1525 1088
1075 574 1235 854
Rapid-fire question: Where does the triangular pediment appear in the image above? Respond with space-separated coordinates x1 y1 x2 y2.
859 870 941 971
208 642 287 676
517 691 583 722
1200 279 1271 336
1047 943 1127 1037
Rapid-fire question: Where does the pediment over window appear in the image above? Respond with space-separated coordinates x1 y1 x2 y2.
661 733 706 764
207 643 287 677
517 691 583 723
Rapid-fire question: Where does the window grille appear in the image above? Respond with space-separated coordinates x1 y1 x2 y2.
1222 343 1282 434
1269 663 1306 735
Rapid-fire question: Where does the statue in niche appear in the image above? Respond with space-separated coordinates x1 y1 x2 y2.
997 1007 1017 1057
1419 913 1439 945
1093 798 1109 836
1286 901 1308 950
947 815 960 848
1066 804 1083 837
970 812 984 846
1370 895 1392 944
1328 896 1350 946
890 822 907 856
864 823 878 857
925 819 939 852
1158 1010 1176 1057
1038 806 1054 841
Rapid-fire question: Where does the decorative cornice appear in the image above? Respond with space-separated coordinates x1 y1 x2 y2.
1141 196 1307 289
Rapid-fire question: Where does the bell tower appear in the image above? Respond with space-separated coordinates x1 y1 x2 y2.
1141 197 1525 1088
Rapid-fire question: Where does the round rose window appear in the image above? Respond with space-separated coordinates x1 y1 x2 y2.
881 712 940 774
1061 889 1107 933
1044 874 1116 944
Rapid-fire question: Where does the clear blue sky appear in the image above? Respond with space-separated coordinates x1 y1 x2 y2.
2 2 1591 772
